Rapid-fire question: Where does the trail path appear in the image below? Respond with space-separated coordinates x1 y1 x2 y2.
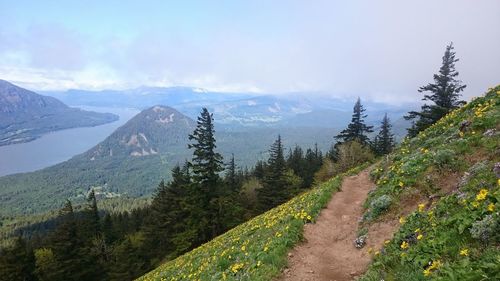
279 168 399 281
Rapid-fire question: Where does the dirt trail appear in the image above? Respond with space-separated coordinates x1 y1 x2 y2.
279 169 399 281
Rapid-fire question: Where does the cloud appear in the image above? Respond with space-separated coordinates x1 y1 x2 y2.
0 0 499 103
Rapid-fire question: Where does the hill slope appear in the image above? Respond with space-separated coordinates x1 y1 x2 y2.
0 105 195 216
136 86 499 280
0 80 118 146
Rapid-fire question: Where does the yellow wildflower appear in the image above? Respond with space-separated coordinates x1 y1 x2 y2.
398 181 404 187
414 228 421 233
400 241 409 249
418 203 425 212
459 249 469 256
399 217 406 224
487 203 495 212
417 234 423 240
384 240 391 245
476 189 488 201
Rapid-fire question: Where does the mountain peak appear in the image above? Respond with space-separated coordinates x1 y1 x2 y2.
86 105 195 159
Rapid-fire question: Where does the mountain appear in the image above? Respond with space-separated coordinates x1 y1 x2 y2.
0 80 118 146
43 87 414 130
0 105 339 217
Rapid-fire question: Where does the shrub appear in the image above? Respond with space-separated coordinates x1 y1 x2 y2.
364 194 392 221
334 141 374 174
432 149 456 170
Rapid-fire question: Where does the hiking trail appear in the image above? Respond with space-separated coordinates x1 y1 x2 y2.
279 168 399 281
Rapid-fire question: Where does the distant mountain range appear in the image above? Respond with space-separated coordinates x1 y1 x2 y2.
0 105 339 216
43 87 412 131
0 80 118 146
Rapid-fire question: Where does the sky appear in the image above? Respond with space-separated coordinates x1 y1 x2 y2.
0 0 499 104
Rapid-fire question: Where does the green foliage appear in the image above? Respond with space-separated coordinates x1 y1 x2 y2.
432 149 457 171
405 42 466 137
334 97 374 147
364 194 392 221
0 236 36 281
373 113 395 156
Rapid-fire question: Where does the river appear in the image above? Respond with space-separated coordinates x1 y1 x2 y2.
0 106 139 176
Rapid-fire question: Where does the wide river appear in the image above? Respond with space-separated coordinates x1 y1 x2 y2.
0 106 139 176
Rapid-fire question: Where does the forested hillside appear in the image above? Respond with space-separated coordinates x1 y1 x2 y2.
0 80 118 146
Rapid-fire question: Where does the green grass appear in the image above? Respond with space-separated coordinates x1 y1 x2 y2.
360 86 500 280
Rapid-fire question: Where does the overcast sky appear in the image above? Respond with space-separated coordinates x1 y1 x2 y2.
0 0 499 103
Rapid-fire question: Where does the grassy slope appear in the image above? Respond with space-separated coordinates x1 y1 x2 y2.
137 165 368 281
360 86 500 280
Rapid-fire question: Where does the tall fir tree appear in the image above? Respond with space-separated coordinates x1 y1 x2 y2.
50 200 88 281
84 189 100 237
334 97 373 146
188 108 224 240
225 154 240 192
257 135 290 211
143 164 192 261
405 42 466 137
373 113 395 156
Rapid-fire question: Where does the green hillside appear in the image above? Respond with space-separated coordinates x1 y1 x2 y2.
137 86 499 280
359 86 500 279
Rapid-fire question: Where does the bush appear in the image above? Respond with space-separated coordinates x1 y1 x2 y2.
364 194 392 221
334 141 374 174
432 149 456 170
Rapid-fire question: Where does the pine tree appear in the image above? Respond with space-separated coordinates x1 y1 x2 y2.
143 164 192 260
225 154 240 192
405 42 466 137
188 108 224 240
84 189 100 237
335 97 373 146
373 113 395 156
257 135 291 211
50 200 86 281
0 236 36 281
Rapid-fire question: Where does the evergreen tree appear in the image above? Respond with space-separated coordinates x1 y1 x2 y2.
143 164 192 261
50 200 87 281
257 135 291 211
83 190 100 237
334 97 373 146
0 236 36 281
225 154 240 192
108 238 144 281
405 42 466 137
286 145 304 178
373 113 395 156
188 108 224 240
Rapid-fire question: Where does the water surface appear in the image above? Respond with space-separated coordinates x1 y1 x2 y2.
0 106 139 176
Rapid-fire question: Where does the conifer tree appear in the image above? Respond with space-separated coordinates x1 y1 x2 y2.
188 108 224 240
225 154 240 192
85 189 100 237
373 113 395 156
334 97 373 146
405 42 466 137
50 200 86 281
257 135 290 211
143 164 192 260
